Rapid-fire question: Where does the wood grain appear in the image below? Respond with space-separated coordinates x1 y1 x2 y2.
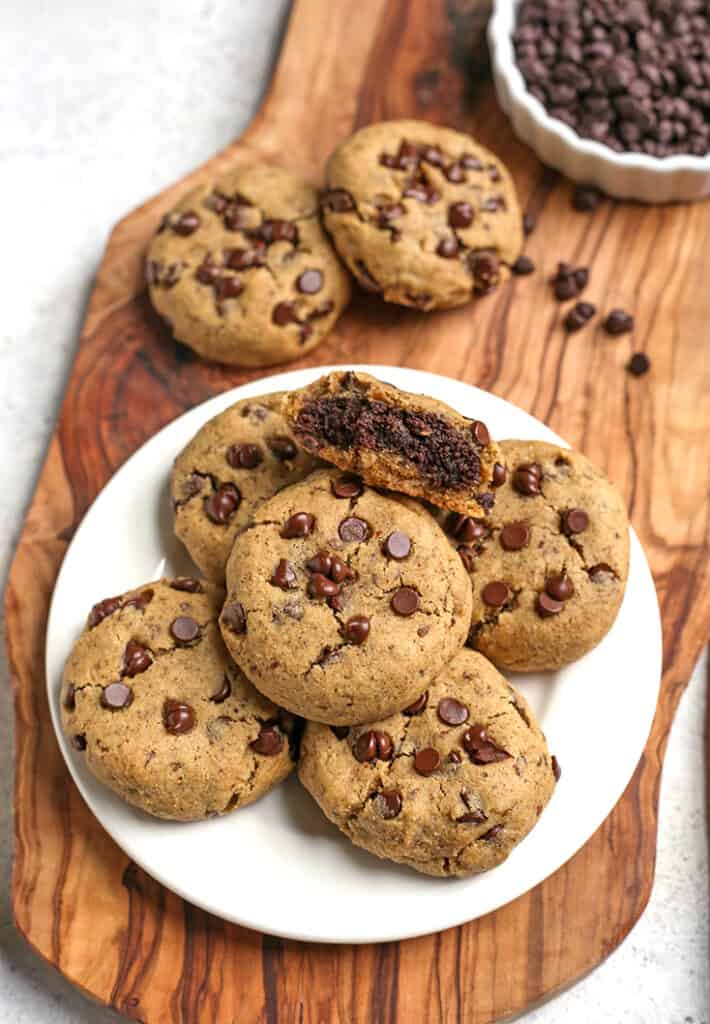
7 0 710 1021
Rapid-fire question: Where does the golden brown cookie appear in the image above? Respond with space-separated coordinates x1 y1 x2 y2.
321 119 522 310
60 578 296 821
146 163 351 367
172 393 319 581
281 370 502 516
298 649 557 877
438 440 630 671
219 468 471 725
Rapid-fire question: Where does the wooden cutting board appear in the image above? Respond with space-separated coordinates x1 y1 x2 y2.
7 0 710 1020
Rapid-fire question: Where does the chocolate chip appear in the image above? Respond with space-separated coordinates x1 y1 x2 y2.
481 580 511 607
448 201 474 228
562 507 589 534
272 301 299 326
223 204 251 231
227 443 263 469
462 154 483 170
123 589 154 613
546 572 574 601
445 162 465 183
500 522 530 551
226 245 265 270
513 461 542 496
438 698 469 726
446 514 487 545
448 750 462 765
551 755 562 782
338 516 369 542
272 559 298 590
173 210 201 235
170 577 203 593
221 601 246 634
462 723 510 764
436 237 459 258
282 512 316 538
353 730 394 763
403 691 428 716
205 483 241 524
480 824 503 841
331 474 363 499
170 616 200 646
512 255 535 275
457 809 487 824
457 546 475 572
470 420 490 446
260 219 298 245
307 550 332 575
308 573 339 599
603 309 634 335
627 352 650 376
492 462 507 487
469 251 500 293
211 675 231 703
344 615 370 644
536 592 564 618
331 725 350 739
215 275 244 301
72 733 87 751
589 562 615 583
414 747 441 775
572 186 602 212
383 531 411 560
551 262 588 301
63 684 76 711
123 640 152 677
251 724 284 756
320 188 356 213
268 436 298 461
297 269 323 294
390 587 420 616
87 596 121 629
377 789 403 819
163 699 195 735
101 682 134 711
564 301 596 332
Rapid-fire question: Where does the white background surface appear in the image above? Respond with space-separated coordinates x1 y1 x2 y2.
0 0 707 1019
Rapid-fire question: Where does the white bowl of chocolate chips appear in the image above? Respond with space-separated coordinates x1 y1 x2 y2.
489 0 710 202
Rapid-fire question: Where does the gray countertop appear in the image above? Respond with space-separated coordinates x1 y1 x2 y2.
1 2 707 1021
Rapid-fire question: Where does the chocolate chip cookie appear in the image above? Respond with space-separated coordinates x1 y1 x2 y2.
440 440 630 671
298 649 557 877
146 163 351 367
281 370 502 515
60 578 296 820
321 119 522 310
219 468 471 725
172 392 319 581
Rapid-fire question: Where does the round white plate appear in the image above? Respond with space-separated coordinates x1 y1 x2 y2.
46 365 662 944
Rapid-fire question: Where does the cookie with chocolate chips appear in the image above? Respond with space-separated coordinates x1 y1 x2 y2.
60 578 296 820
321 119 522 310
219 468 472 725
438 440 630 671
146 164 351 367
298 649 557 877
172 392 319 581
281 370 502 516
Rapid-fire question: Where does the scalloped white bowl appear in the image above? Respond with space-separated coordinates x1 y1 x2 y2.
489 0 710 202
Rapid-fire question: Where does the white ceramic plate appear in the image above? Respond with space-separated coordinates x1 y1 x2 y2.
46 365 662 944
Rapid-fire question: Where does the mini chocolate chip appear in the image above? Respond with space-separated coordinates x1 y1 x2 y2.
383 531 411 560
449 201 474 228
354 730 393 763
205 483 241 524
403 691 428 716
436 236 459 258
297 269 324 294
572 186 602 212
101 682 133 711
471 420 490 446
481 581 511 607
268 436 298 461
480 824 503 841
87 596 121 629
222 601 246 634
211 675 231 703
562 507 589 534
438 698 469 726
627 352 650 376
390 587 420 616
338 516 369 542
331 725 350 739
603 309 634 335
331 474 363 498
552 755 562 782
64 684 76 711
377 789 403 819
589 562 615 583
546 572 574 601
537 592 564 618
272 559 298 590
344 615 370 644
320 188 356 213
492 462 507 487
414 747 441 775
163 699 195 735
170 616 200 645
72 734 87 751
564 301 596 332
308 573 339 598
448 750 462 764
123 640 152 677
282 512 316 538
500 522 530 551
227 443 263 469
173 211 201 236
512 255 535 275
272 301 299 326
170 577 203 593
251 724 284 756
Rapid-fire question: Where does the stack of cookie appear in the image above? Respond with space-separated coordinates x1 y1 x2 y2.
61 371 629 878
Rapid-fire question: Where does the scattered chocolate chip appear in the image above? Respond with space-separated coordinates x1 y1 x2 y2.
282 512 316 538
272 301 299 326
562 507 589 534
438 698 469 726
344 615 370 644
551 755 562 782
172 210 201 236
72 733 87 751
500 522 530 551
589 562 615 583
448 201 474 228
383 530 411 560
414 747 441 775
221 601 246 634
481 580 511 607
470 420 490 446
87 596 122 629
227 443 263 469
627 352 650 376
170 577 203 593
492 462 507 487
469 251 500 293
377 789 403 819
211 675 231 703
101 681 134 711
268 436 298 461
331 474 363 499
458 809 487 824
603 309 634 335
513 461 542 496
403 691 428 716
123 640 152 677
260 219 298 245
306 550 332 575
123 589 154 613
390 587 420 616
170 616 200 645
551 262 589 301
215 275 244 301
436 236 459 258
226 245 265 270
308 572 339 599
354 730 394 763
564 301 596 332
512 255 535 275
331 725 350 739
338 516 369 543
446 513 487 544
537 592 564 618
448 750 463 765
163 699 195 735
480 823 503 841
462 723 510 764
251 724 284 756
546 572 574 601
64 684 76 711
297 269 324 294
272 559 298 590
223 204 251 231
205 483 241 524
572 186 602 212
320 188 356 213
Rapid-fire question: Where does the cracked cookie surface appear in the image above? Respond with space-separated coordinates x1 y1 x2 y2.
438 440 630 671
321 119 522 310
281 370 502 515
147 164 351 367
60 578 295 821
298 649 557 877
172 392 319 581
219 468 472 725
